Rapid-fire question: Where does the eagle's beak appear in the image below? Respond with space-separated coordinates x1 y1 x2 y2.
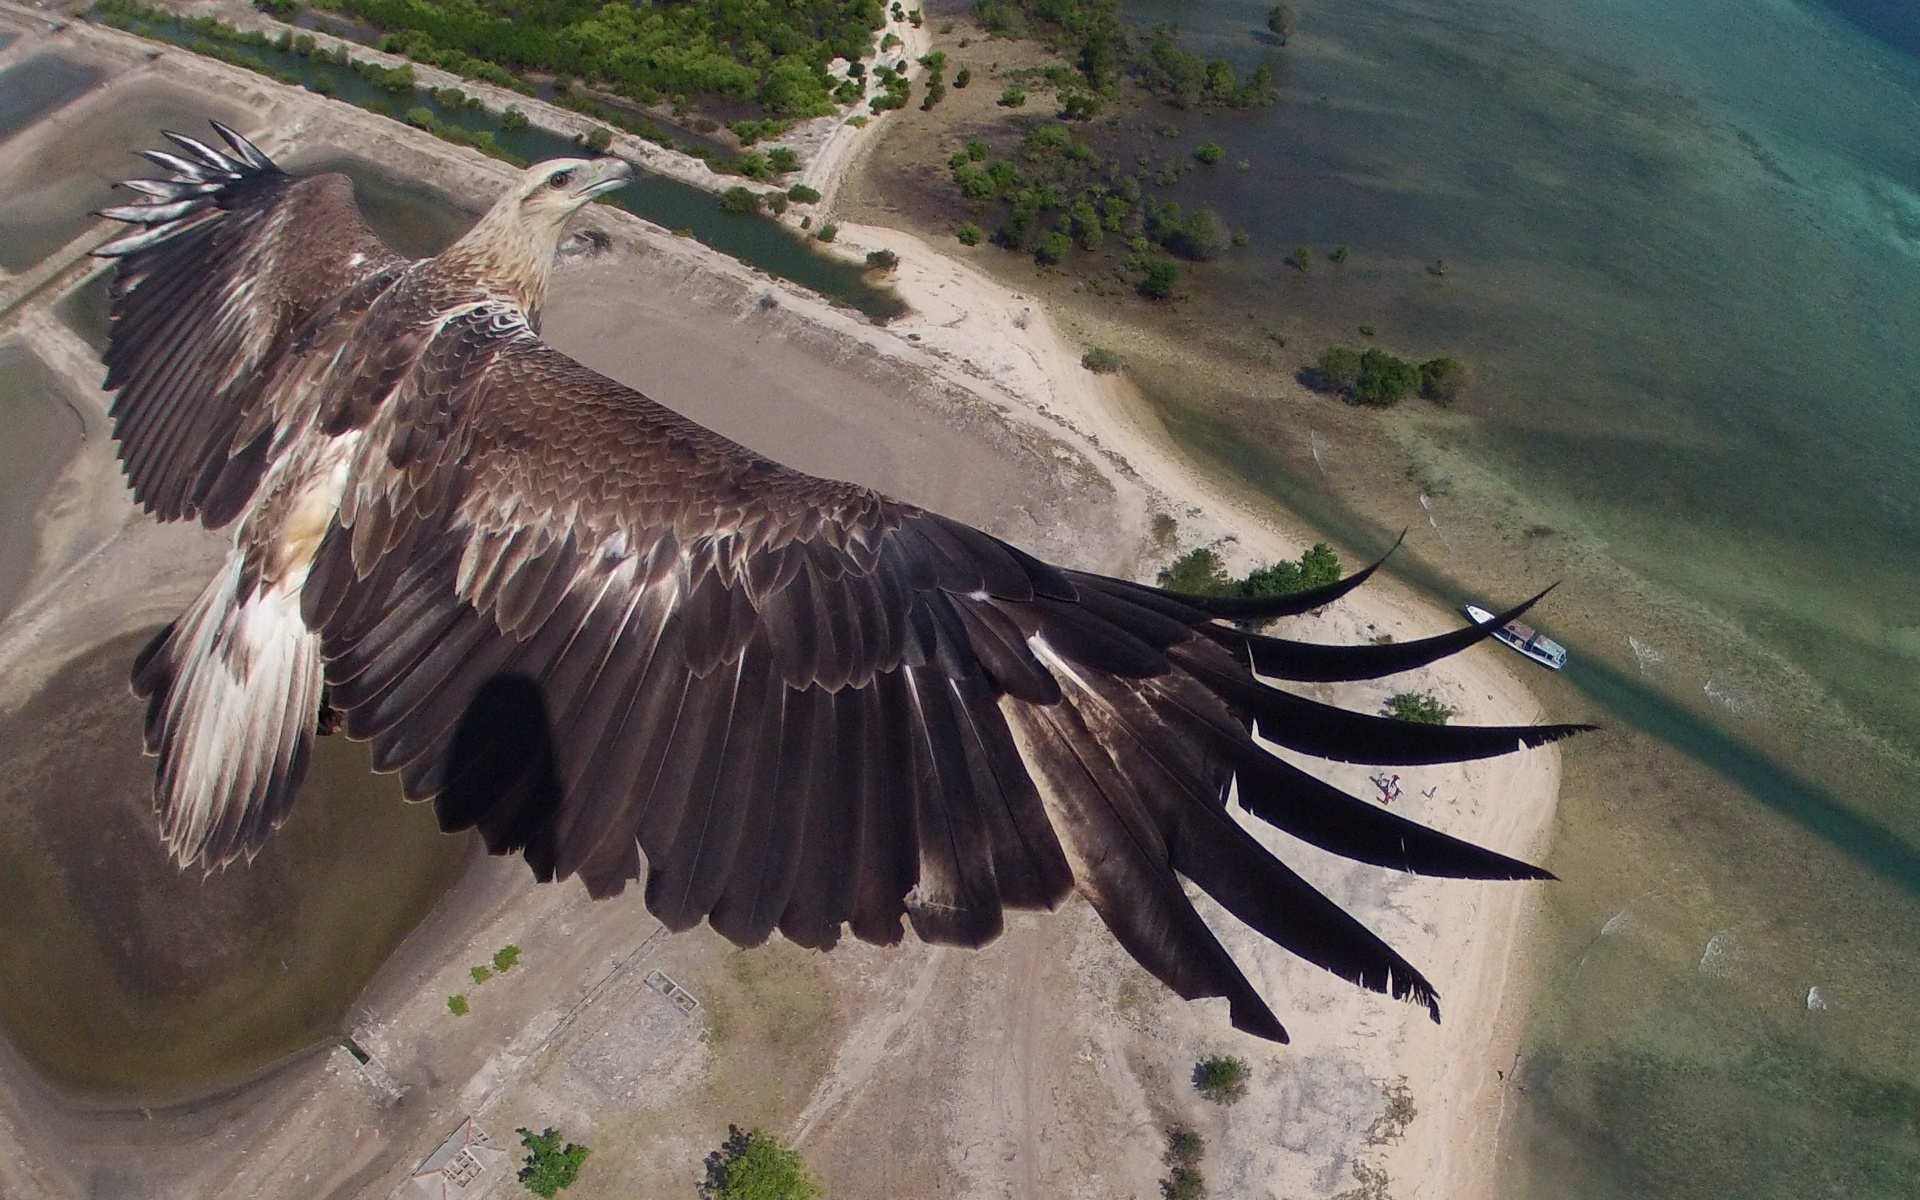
579 158 634 200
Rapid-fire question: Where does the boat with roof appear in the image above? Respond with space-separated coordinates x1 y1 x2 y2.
1464 603 1568 670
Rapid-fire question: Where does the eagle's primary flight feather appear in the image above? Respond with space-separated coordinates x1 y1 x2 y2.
95 123 1589 1042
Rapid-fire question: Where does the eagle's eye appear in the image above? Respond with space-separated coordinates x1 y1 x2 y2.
547 170 575 190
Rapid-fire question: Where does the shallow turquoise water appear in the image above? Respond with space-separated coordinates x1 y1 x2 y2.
1113 0 1920 1194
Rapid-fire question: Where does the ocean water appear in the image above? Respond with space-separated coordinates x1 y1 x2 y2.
1106 0 1920 1194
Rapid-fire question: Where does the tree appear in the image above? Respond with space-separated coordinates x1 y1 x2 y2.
1158 548 1234 596
956 221 984 245
1241 542 1341 597
1350 347 1420 406
1313 346 1362 394
786 183 821 203
953 66 971 87
1267 3 1296 43
516 1127 590 1198
1034 230 1073 265
1384 690 1454 725
1193 1054 1251 1104
767 146 800 174
501 105 530 131
865 248 900 271
1419 356 1465 403
583 125 613 153
700 1126 822 1200
719 185 764 214
1138 258 1180 299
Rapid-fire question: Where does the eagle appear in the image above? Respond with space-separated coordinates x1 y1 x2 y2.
93 122 1587 1043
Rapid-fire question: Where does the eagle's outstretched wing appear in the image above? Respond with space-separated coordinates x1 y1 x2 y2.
301 308 1585 1042
95 122 407 527
96 130 1590 1042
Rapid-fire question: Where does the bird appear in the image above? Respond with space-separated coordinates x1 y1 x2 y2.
93 122 1589 1044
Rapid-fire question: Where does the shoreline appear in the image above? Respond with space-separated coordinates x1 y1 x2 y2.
0 11 1560 1197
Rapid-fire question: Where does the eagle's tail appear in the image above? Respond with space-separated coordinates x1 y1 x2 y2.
133 554 323 870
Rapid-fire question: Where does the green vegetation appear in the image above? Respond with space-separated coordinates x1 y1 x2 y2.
1158 543 1340 598
470 964 493 984
956 221 984 245
1193 1054 1251 1104
953 66 971 87
1134 30 1274 108
815 221 839 242
720 185 764 214
500 104 529 130
1162 1125 1207 1200
1286 244 1311 271
1384 690 1455 725
516 1127 590 1198
1194 141 1225 164
1266 3 1296 43
1330 244 1350 263
999 85 1028 107
700 1126 822 1200
1418 355 1466 403
865 248 900 270
1138 258 1180 299
1081 345 1122 372
945 121 1243 276
1311 346 1422 407
447 994 469 1015
767 146 800 174
787 183 822 203
335 0 883 122
403 102 529 165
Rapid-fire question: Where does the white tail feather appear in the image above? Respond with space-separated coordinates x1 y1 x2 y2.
138 556 323 869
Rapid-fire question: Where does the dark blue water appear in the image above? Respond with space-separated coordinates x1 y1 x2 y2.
0 54 103 146
1822 0 1920 58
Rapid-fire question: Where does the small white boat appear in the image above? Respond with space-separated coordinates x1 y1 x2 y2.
1464 603 1567 671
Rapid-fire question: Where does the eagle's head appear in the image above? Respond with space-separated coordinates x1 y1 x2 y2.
442 156 634 316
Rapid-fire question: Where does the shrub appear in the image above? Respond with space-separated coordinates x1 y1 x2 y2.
1138 259 1180 299
1330 244 1350 263
956 221 984 245
787 183 822 203
1081 346 1121 373
470 964 492 984
1313 346 1362 393
517 1127 590 1198
1286 245 1311 271
1268 3 1296 42
494 944 521 971
1350 347 1420 406
1193 1054 1251 1104
736 151 773 180
767 146 800 173
865 248 900 271
700 1126 821 1200
1419 356 1466 403
1034 231 1073 264
501 105 529 131
954 67 971 88
1194 141 1225 164
447 994 469 1016
1241 542 1341 597
1384 690 1455 725
583 126 613 153
719 186 763 214
1166 1126 1205 1168
1158 548 1234 596
1162 1168 1206 1200
815 222 839 242
999 86 1027 107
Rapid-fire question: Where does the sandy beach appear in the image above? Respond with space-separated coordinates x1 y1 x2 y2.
0 8 1560 1197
